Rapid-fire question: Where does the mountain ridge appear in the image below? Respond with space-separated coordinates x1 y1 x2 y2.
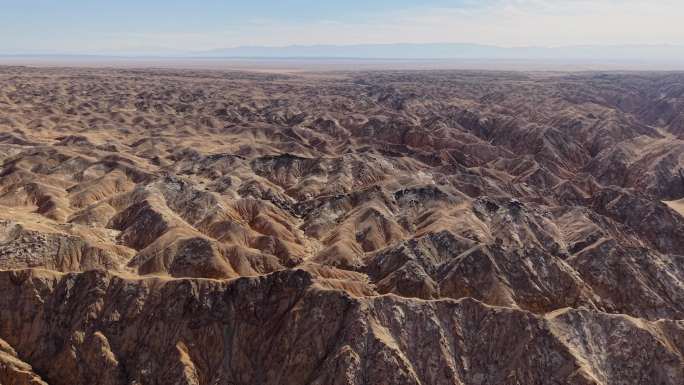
4 42 684 61
0 67 682 384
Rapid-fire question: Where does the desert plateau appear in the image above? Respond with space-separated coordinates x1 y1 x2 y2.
0 66 683 385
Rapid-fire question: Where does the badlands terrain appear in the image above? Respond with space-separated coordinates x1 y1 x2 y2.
0 66 683 384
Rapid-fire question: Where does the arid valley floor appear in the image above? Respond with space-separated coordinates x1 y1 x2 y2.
0 66 683 384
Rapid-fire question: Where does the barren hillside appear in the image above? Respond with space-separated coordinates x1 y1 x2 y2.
0 67 682 385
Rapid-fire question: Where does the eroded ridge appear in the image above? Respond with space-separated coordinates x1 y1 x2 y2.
0 67 682 384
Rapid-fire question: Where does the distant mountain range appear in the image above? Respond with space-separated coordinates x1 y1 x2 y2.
196 43 684 61
3 43 684 62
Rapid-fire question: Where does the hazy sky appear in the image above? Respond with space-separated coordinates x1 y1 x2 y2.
2 0 684 53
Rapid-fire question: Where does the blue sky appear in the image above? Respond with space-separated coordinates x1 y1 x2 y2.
1 0 683 53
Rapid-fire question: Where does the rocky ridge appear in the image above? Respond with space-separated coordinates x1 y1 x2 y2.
0 67 682 384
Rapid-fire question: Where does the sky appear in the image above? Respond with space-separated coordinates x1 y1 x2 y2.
1 0 684 54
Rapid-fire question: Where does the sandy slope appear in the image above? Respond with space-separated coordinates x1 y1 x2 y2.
665 198 684 217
